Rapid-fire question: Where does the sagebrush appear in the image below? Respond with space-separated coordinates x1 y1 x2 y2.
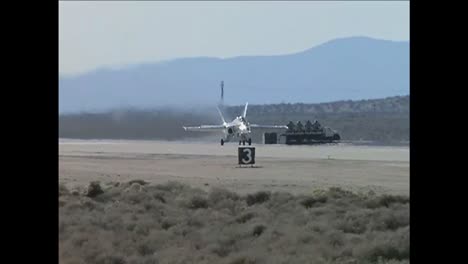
59 181 409 264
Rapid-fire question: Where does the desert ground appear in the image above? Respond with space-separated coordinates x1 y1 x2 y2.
59 139 409 196
59 139 409 264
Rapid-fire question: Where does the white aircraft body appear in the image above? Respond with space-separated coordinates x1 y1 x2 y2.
183 101 287 146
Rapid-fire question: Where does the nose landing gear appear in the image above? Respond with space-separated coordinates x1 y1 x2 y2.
221 139 224 146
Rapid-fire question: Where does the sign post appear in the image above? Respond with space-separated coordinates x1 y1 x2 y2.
238 147 255 167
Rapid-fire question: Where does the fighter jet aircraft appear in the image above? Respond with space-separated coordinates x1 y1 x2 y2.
183 102 287 145
183 82 287 145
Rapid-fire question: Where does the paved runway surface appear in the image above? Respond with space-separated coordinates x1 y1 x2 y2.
59 139 409 195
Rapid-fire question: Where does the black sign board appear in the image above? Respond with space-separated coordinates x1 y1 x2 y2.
238 147 255 165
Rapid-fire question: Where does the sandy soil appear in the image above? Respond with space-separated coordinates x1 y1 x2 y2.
59 139 409 195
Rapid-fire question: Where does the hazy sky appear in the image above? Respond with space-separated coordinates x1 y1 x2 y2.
59 1 409 76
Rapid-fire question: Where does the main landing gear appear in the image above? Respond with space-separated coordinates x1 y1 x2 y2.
238 139 252 146
220 138 251 146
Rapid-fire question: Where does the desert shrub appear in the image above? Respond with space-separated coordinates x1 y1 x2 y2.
110 181 120 187
227 255 258 264
327 187 356 200
137 243 154 256
297 233 314 244
124 191 148 205
188 195 209 209
215 199 242 216
354 228 409 262
130 183 144 192
152 192 166 204
70 187 82 196
326 230 345 248
371 208 409 231
360 243 409 262
124 254 161 264
365 200 381 209
142 201 154 211
375 259 409 264
140 256 160 264
210 244 231 258
154 181 186 193
59 184 69 196
209 187 240 204
71 234 89 248
266 192 297 214
208 188 241 214
383 216 408 231
236 212 256 224
82 199 98 211
126 223 136 231
308 222 327 234
128 179 149 186
160 218 176 230
207 232 239 258
377 195 409 207
246 191 270 206
300 195 328 208
337 219 367 235
135 225 150 237
366 195 409 209
252 225 266 237
87 181 104 198
94 186 124 203
59 181 409 264
94 254 126 264
59 199 67 207
187 216 205 228
336 210 372 234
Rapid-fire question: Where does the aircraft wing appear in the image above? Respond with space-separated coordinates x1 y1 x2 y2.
183 125 225 132
250 124 288 129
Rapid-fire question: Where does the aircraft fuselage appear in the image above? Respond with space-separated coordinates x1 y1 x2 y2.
223 116 251 142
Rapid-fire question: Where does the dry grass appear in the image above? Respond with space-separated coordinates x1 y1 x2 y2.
59 181 409 264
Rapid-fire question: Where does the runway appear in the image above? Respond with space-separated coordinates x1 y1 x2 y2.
59 139 409 195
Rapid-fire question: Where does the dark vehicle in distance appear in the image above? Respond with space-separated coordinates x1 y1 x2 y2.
280 120 340 145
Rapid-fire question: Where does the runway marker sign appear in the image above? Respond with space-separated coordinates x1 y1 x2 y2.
238 147 255 165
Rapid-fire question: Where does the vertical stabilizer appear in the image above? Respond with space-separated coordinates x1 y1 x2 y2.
217 105 227 125
220 81 224 105
242 102 248 118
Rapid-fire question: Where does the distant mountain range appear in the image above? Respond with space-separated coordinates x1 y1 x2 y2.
59 36 409 113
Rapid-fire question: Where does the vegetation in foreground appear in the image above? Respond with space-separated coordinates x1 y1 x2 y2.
59 181 409 264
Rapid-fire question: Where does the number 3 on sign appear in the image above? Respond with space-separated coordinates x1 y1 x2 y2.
242 148 252 163
238 147 255 165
